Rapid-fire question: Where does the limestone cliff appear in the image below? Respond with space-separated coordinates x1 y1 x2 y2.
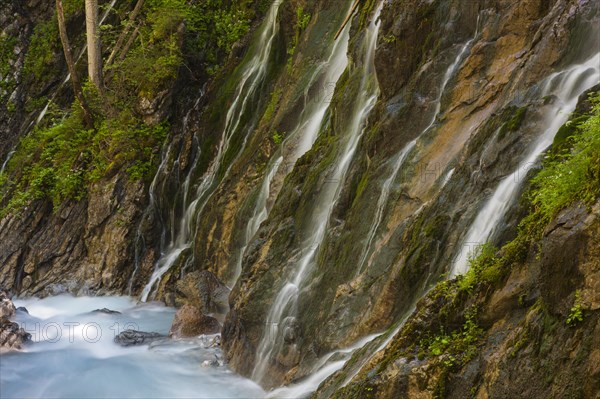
0 0 598 397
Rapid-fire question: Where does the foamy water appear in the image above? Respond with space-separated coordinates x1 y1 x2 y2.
0 295 264 399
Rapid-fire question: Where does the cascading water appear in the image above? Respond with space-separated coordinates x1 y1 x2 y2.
140 1 282 301
229 18 351 286
229 154 282 285
355 18 481 275
1 295 264 398
451 52 600 276
265 333 380 398
0 150 15 175
251 1 384 385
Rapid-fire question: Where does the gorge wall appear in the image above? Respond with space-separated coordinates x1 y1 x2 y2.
1 0 599 397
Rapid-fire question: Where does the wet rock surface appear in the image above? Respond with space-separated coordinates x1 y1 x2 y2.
316 201 600 399
0 290 30 352
0 0 598 396
169 304 221 338
174 271 230 314
0 317 31 352
0 290 16 318
91 308 122 315
114 330 165 347
0 174 146 297
223 0 600 388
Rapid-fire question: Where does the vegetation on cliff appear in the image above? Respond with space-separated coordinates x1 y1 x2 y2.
332 91 600 399
0 0 265 217
524 93 600 238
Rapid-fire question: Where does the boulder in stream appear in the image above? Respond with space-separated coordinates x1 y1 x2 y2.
175 271 230 314
0 290 16 318
0 290 31 352
114 330 164 347
169 304 221 338
92 308 121 315
0 317 31 352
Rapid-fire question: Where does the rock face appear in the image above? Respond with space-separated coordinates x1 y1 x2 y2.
0 290 30 352
317 200 600 399
222 0 600 388
174 271 230 314
0 290 16 318
0 317 31 352
91 308 121 315
169 304 221 338
0 175 146 296
113 330 164 347
0 0 55 162
0 0 598 396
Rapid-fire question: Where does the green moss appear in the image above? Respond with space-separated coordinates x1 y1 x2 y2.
423 214 450 241
352 171 369 206
271 130 284 145
425 307 483 398
262 87 282 125
357 0 378 30
286 5 311 73
23 17 61 88
553 115 589 150
456 243 502 292
497 106 527 141
0 35 17 98
509 330 530 358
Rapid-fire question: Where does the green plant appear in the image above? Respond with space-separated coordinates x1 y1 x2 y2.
272 130 284 145
382 34 396 44
287 6 311 72
423 306 483 375
0 35 17 97
262 87 282 124
566 290 584 327
23 17 61 87
522 93 600 239
498 106 527 140
458 243 500 292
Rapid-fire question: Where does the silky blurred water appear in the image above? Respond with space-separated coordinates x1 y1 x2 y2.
0 295 264 399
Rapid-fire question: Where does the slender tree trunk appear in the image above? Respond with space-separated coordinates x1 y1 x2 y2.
106 0 144 67
335 0 361 40
85 0 104 91
56 0 94 127
118 26 140 62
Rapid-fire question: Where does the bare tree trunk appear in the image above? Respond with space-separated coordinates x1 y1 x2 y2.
335 0 361 40
118 26 140 62
106 0 144 67
56 0 94 127
85 0 104 91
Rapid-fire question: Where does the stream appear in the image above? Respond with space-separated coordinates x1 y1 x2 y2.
0 295 264 399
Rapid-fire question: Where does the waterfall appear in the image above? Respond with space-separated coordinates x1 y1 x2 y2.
451 52 600 276
140 1 282 302
0 150 15 175
251 1 385 385
355 18 481 275
230 18 351 286
265 333 380 398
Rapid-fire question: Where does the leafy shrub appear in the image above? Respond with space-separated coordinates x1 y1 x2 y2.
523 93 600 238
1 102 167 216
458 243 501 292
